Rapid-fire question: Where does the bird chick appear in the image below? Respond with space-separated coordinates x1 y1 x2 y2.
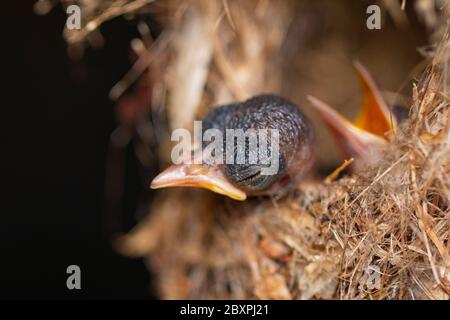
308 62 397 170
151 94 315 200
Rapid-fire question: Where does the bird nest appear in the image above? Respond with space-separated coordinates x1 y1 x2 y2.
116 3 450 300
117 32 449 300
119 35 450 299
44 0 450 299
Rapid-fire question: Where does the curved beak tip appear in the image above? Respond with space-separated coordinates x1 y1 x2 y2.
149 174 168 189
149 180 159 189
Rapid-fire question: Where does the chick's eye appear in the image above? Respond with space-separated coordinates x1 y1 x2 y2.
224 156 285 192
224 165 268 191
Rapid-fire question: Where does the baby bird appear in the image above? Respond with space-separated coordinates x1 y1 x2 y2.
307 62 396 170
151 94 315 200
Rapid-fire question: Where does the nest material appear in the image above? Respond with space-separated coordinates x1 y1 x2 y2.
114 1 449 299
41 0 450 299
118 33 450 299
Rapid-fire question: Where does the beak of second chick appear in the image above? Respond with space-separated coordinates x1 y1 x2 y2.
308 61 396 167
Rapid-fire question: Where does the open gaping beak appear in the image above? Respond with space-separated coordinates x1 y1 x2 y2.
308 61 395 167
307 95 387 165
352 61 396 135
150 162 247 201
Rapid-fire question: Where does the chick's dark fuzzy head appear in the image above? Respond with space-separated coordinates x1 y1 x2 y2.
151 94 315 200
202 94 315 195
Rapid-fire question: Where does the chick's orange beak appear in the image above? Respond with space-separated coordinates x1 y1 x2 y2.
307 95 387 164
352 61 396 135
150 163 247 201
307 61 395 167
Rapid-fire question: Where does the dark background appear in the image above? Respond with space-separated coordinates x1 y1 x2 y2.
3 1 154 299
